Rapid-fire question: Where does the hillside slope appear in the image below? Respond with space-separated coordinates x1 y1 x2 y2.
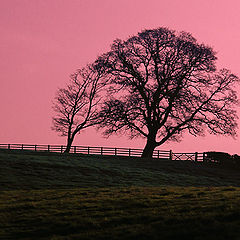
1 149 240 240
0 149 239 190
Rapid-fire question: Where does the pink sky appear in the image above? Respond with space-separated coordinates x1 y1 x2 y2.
1 0 240 154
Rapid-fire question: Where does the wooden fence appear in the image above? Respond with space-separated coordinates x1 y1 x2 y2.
0 143 206 161
0 143 170 159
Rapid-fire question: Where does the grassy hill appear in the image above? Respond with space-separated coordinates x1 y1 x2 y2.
1 149 240 190
0 149 240 240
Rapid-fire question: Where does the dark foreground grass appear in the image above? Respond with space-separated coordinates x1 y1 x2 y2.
1 186 240 240
0 150 240 239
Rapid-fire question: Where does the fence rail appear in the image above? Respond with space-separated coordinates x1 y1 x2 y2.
0 143 207 161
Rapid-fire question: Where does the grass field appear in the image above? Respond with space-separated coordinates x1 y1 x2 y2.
0 149 240 239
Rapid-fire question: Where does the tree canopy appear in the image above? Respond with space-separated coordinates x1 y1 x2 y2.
92 27 239 157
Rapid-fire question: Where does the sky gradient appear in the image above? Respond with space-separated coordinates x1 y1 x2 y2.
1 0 240 154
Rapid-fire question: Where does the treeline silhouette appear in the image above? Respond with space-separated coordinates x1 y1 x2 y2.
52 27 240 158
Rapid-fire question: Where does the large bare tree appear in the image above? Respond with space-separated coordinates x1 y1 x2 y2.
52 66 104 152
94 28 239 158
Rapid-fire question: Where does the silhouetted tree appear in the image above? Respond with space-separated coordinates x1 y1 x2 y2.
94 27 239 158
52 66 104 153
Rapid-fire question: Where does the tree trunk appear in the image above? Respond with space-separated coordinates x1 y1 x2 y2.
141 135 157 158
64 137 74 153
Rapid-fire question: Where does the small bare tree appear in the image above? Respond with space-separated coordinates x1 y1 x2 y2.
52 66 104 152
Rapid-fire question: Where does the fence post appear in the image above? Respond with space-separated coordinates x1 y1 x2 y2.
203 152 206 162
22 144 24 150
48 145 50 152
158 150 160 159
74 146 76 154
129 148 131 157
87 146 90 155
115 148 117 156
195 152 198 162
61 146 63 153
101 147 103 155
35 145 37 151
169 150 173 160
8 144 10 150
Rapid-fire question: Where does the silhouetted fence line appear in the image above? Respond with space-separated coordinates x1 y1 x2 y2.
0 143 206 161
0 143 169 158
